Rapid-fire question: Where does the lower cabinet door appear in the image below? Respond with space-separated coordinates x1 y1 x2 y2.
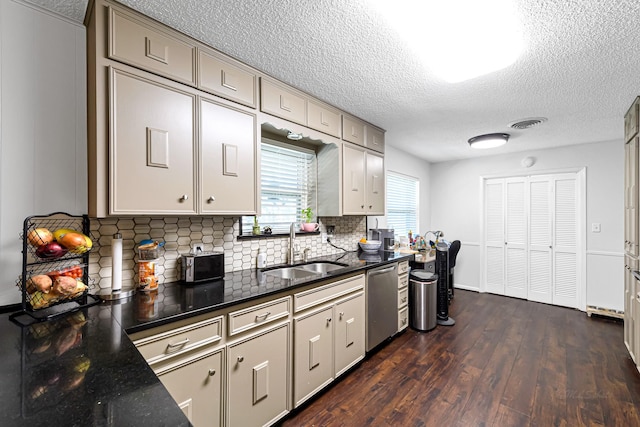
227 323 290 426
157 348 224 427
334 292 365 377
293 306 334 407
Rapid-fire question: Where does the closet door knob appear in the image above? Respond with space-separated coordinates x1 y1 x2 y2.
207 196 215 203
208 369 216 376
180 194 189 202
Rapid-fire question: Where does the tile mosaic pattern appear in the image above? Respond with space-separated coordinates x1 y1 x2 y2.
89 216 366 290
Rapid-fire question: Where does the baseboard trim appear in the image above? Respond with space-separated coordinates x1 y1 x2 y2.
454 283 479 292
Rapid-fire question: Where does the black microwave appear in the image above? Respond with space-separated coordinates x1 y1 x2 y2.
181 252 225 283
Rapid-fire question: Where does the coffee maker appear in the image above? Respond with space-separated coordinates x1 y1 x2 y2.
370 228 395 252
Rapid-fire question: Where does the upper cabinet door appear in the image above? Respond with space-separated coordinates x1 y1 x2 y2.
108 8 196 85
625 97 639 143
365 152 385 215
307 100 341 138
366 126 385 153
260 78 306 125
110 69 197 215
342 115 365 147
198 50 257 108
342 145 366 215
200 97 257 215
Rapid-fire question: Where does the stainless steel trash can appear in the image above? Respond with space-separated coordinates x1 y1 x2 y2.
409 270 438 331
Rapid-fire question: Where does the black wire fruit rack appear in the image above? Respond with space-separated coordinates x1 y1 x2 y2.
10 212 101 326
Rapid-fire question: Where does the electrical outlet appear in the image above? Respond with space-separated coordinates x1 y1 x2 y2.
591 223 601 233
192 243 204 253
322 233 328 242
326 225 335 236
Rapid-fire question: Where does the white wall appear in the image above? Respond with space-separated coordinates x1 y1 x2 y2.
368 144 431 235
0 0 86 305
429 140 624 311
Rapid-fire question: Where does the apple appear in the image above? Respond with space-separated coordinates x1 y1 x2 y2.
35 242 67 259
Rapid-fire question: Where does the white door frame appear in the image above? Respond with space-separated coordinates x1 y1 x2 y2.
479 167 587 311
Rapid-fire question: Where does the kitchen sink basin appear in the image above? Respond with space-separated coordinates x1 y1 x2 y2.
263 267 320 279
262 261 348 279
297 262 348 274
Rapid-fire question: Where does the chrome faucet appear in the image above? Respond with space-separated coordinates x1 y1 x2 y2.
289 222 298 265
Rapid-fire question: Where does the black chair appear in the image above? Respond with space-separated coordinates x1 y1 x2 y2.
448 240 461 301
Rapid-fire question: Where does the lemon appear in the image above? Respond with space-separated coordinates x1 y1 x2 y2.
359 237 367 243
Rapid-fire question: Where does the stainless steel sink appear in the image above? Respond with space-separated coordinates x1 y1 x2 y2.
297 262 347 274
262 261 348 279
263 267 320 279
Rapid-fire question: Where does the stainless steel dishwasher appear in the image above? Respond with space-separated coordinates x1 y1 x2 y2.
366 263 398 352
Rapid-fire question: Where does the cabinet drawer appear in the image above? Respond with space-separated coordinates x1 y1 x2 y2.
366 125 385 153
228 296 291 336
198 49 257 108
307 99 341 138
109 8 196 85
398 261 409 275
398 307 409 331
294 274 365 313
626 98 639 143
260 78 306 125
398 287 408 309
133 316 223 363
398 273 409 289
342 115 365 146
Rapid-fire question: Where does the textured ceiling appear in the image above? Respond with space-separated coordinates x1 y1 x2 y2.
27 0 640 162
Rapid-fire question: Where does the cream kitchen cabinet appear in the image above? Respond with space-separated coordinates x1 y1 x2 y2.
131 315 225 426
260 78 306 126
227 322 290 427
110 68 198 215
625 136 639 257
397 261 409 332
342 114 385 154
198 49 257 108
108 6 196 86
156 348 224 426
200 96 257 215
292 274 365 407
625 256 637 361
342 144 385 215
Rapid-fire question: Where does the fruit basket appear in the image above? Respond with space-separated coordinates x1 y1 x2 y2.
10 212 100 325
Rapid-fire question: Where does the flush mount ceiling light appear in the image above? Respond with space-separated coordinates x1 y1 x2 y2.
366 0 524 83
468 133 510 149
287 131 303 141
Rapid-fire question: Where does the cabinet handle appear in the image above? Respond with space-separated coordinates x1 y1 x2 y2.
369 205 372 209
207 196 215 203
237 356 244 363
327 318 332 323
361 205 365 209
401 297 407 303
208 369 216 376
255 311 271 322
166 338 189 351
402 318 407 325
339 312 344 319
179 194 189 202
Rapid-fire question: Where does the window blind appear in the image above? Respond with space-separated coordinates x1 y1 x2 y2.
386 171 419 239
242 141 316 234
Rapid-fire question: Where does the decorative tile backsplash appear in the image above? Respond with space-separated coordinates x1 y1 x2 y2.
89 216 366 290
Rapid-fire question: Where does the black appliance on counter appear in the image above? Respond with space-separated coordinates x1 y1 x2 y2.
435 241 455 326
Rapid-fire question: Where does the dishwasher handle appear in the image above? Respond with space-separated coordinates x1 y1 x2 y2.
368 265 397 276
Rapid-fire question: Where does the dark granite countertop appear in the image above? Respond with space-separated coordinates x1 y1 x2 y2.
0 251 412 426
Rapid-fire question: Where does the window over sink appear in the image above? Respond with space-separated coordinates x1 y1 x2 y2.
241 138 317 236
386 171 419 240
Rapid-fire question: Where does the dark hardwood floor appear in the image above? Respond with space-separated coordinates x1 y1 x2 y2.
280 290 640 427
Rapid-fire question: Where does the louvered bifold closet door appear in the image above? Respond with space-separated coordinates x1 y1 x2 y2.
485 179 505 295
553 174 579 308
505 178 528 299
528 177 553 304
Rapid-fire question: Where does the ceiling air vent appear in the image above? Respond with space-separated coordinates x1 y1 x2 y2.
508 117 548 130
